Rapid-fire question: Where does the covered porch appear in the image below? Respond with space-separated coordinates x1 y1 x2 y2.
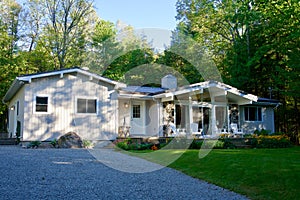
117 81 258 138
157 82 257 138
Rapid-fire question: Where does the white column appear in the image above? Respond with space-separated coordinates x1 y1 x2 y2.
211 104 216 135
210 96 218 136
227 105 230 132
157 100 161 137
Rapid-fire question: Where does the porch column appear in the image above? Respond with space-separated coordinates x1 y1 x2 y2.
210 95 218 136
211 104 216 135
157 100 162 137
227 105 230 132
189 101 193 134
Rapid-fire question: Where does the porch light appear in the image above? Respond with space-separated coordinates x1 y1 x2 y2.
10 106 15 111
124 102 129 108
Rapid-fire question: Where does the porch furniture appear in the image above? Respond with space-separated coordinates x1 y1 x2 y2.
230 123 243 137
118 126 130 138
190 123 203 138
220 128 229 134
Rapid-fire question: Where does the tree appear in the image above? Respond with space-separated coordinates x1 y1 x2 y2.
175 0 300 142
83 19 120 75
28 0 96 69
0 0 22 57
101 25 155 83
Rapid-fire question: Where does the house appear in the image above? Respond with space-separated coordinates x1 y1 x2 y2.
3 67 280 142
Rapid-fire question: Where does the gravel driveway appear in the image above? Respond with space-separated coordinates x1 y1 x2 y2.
0 146 248 200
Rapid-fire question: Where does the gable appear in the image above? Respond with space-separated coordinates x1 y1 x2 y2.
3 67 126 104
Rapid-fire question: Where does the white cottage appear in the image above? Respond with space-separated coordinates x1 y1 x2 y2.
3 68 280 142
3 68 125 141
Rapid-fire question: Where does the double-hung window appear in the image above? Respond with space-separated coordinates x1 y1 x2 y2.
35 96 49 113
77 98 97 114
244 107 262 122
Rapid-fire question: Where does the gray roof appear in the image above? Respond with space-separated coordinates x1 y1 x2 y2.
121 86 166 95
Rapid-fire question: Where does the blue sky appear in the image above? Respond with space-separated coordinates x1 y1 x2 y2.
94 0 178 50
94 0 178 30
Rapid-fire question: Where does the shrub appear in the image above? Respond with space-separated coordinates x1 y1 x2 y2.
27 141 41 148
189 140 204 149
219 133 231 138
221 138 236 149
115 138 154 150
254 129 271 136
250 135 292 148
83 140 94 148
50 139 58 148
214 140 225 149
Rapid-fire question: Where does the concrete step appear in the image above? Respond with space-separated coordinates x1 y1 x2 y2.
0 138 17 145
0 132 8 139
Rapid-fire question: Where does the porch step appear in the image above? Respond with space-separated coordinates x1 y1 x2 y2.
225 138 252 149
0 132 8 139
0 138 17 145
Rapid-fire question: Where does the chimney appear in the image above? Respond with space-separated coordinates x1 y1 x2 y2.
161 74 177 90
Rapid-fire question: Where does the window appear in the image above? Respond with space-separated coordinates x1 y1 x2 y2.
132 105 140 118
77 98 97 114
244 107 262 121
35 96 48 113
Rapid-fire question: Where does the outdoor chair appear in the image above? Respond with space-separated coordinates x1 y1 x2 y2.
230 123 243 136
190 123 203 138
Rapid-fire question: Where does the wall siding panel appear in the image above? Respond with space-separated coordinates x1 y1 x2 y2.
23 73 118 141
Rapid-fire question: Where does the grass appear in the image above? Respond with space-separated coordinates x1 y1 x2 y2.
127 147 300 200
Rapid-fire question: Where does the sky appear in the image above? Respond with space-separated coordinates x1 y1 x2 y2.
94 0 179 50
95 0 178 30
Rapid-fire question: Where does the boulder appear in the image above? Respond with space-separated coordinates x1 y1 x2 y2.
57 132 83 148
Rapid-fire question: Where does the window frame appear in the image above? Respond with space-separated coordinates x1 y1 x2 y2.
34 95 50 114
244 106 262 122
132 104 141 118
75 97 98 115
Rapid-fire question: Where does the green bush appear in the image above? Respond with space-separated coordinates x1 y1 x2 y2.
27 141 41 148
83 140 94 148
247 135 292 148
50 139 57 147
189 140 204 149
115 138 154 150
254 129 271 136
221 138 236 149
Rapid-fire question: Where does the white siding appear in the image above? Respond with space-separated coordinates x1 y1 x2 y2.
22 73 118 141
7 87 25 138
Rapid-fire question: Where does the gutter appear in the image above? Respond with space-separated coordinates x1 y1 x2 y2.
2 79 27 104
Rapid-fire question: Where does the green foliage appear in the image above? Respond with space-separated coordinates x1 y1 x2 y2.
175 0 300 142
50 139 57 148
188 140 203 149
251 135 292 148
254 129 271 136
27 140 41 148
82 140 94 148
115 138 155 151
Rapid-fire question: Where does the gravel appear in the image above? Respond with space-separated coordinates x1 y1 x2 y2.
0 146 248 200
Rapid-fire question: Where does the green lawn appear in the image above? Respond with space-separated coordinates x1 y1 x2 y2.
128 147 300 200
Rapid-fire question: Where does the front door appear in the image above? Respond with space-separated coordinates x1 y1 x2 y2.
130 101 145 135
